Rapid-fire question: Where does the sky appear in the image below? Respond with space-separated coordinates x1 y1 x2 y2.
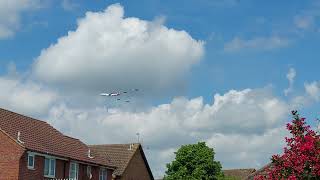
1 0 320 178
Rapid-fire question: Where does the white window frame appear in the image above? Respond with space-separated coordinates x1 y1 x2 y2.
44 158 56 178
27 153 35 170
99 168 107 180
69 162 79 180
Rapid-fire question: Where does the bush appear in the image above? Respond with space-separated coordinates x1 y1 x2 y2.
255 111 320 180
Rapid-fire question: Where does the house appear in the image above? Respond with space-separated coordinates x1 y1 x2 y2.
222 169 256 180
0 108 153 180
246 163 273 180
89 144 154 180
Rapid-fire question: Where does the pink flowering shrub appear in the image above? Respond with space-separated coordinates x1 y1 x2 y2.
255 111 320 180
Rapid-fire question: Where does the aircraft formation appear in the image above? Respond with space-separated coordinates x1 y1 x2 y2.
100 89 140 104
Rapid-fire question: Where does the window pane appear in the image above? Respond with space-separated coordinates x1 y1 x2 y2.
70 163 78 179
44 159 49 175
99 169 106 180
104 169 107 179
50 159 55 176
70 171 75 178
28 155 34 167
71 163 75 170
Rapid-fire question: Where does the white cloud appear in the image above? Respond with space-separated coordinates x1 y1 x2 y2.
207 127 287 169
284 67 296 96
33 4 204 94
0 76 57 117
45 87 289 177
0 61 312 178
294 15 314 30
305 81 320 101
0 0 41 39
61 0 79 11
224 36 290 52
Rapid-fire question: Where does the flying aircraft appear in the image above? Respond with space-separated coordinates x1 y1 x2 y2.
100 89 139 97
100 92 121 97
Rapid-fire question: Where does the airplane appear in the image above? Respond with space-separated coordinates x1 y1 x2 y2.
100 92 121 97
100 89 139 97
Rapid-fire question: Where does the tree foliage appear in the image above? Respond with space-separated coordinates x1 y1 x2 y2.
255 111 320 180
164 142 224 180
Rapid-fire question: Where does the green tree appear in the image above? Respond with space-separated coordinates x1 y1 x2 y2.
164 142 224 180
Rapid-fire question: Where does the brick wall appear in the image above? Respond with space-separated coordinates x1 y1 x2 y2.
19 153 45 180
0 130 24 179
91 166 99 180
107 169 114 180
18 154 107 180
85 166 113 180
78 163 86 180
119 148 153 180
56 159 68 179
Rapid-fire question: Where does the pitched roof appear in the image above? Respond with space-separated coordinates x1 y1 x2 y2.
88 144 139 176
246 163 273 180
223 169 256 180
0 108 113 168
89 144 153 179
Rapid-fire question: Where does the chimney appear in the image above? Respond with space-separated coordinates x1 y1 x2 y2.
128 144 134 151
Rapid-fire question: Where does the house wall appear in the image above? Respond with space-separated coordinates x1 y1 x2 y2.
18 153 68 179
18 153 113 180
119 149 153 180
107 169 114 180
90 165 113 180
56 159 68 178
79 163 88 180
0 130 24 179
19 153 44 179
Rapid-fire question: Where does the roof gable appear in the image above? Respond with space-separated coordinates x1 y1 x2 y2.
89 144 154 179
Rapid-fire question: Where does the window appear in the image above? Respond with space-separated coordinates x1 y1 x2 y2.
27 153 35 169
44 158 56 177
69 162 79 180
99 168 107 180
87 166 92 178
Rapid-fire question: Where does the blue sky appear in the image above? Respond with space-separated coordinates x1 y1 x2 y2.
2 0 320 117
1 0 320 177
2 0 320 98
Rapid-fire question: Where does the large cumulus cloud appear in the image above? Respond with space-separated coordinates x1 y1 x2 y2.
45 87 290 177
33 4 204 94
